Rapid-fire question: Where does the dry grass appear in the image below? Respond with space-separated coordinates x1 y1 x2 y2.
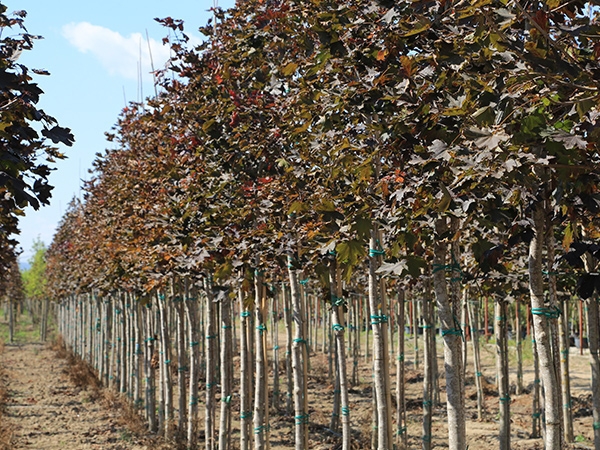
0 340 15 450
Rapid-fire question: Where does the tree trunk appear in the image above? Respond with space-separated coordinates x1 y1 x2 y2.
515 297 524 395
239 290 252 450
185 291 199 449
282 282 293 416
219 293 233 450
288 263 308 450
205 278 218 450
368 230 393 450
586 298 600 448
432 217 466 450
8 299 14 343
253 272 269 450
467 295 484 419
495 300 510 450
158 292 174 440
396 290 407 448
330 259 351 450
558 295 573 443
422 283 434 450
528 204 561 450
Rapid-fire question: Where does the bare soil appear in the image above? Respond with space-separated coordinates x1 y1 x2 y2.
0 334 597 449
0 343 151 450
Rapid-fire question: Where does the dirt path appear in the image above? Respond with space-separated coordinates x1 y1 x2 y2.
1 343 148 450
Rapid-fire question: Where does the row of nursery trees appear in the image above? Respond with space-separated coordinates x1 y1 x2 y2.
45 1 600 450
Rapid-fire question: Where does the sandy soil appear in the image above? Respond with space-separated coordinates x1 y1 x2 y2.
0 343 148 450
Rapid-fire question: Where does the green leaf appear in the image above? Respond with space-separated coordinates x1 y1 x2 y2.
472 106 495 127
214 260 233 281
576 99 595 121
351 217 371 240
281 62 298 77
202 119 216 133
336 240 366 266
288 201 308 214
562 223 573 250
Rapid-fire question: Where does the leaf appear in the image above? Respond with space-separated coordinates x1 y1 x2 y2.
288 201 308 214
399 20 430 37
551 132 587 150
202 119 216 133
336 240 366 266
472 127 510 150
472 106 495 127
562 223 573 250
435 183 452 212
214 260 233 280
41 126 74 146
351 217 371 240
281 62 298 77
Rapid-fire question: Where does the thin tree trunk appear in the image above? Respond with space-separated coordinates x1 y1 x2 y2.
529 204 561 450
239 290 252 450
532 324 542 438
175 290 187 439
495 300 510 450
559 295 573 442
288 263 308 450
432 217 466 450
516 297 524 395
8 299 13 343
586 298 600 448
158 292 174 440
467 295 484 419
253 272 269 450
205 278 217 450
219 293 233 450
185 290 199 449
282 282 293 416
422 283 434 450
368 230 393 450
396 290 407 449
330 259 351 450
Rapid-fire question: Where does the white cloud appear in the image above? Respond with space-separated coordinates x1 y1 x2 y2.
62 22 172 81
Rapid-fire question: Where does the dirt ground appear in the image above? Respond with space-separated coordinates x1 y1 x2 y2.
0 343 150 450
0 330 598 449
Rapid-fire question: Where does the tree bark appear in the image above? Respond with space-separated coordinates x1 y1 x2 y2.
288 263 308 450
432 217 466 450
495 300 510 450
467 295 484 419
529 204 561 450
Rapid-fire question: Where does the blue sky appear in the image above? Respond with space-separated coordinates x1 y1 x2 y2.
10 0 235 263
